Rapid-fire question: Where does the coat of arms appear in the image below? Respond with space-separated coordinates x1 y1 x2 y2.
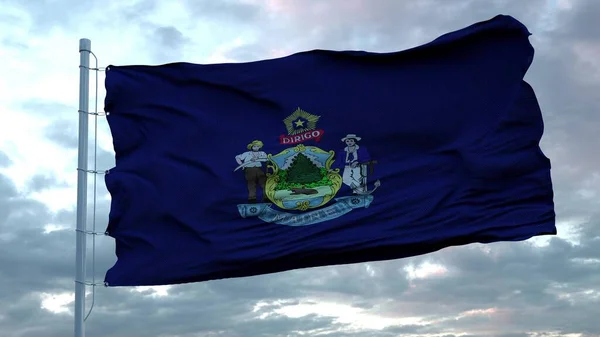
234 108 381 226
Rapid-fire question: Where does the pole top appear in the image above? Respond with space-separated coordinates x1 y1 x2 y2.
79 38 91 52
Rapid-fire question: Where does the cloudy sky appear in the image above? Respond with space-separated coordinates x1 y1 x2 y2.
1 0 599 336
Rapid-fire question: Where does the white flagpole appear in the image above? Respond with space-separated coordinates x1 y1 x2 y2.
75 38 91 337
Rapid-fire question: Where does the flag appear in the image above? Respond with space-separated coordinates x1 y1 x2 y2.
103 15 555 287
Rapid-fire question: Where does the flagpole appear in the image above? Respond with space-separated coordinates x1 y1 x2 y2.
75 38 91 337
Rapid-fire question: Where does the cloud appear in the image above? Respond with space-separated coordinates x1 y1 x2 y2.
44 119 78 149
148 25 188 62
20 100 75 119
0 151 12 167
25 174 69 192
5 0 102 33
558 0 600 41
154 26 187 50
0 0 598 336
182 0 263 22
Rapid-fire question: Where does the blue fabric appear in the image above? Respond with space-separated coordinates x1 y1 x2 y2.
103 14 555 287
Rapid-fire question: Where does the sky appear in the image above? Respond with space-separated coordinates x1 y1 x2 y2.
0 0 599 336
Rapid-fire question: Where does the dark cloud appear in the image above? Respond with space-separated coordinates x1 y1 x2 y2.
44 119 78 149
148 25 188 63
0 175 71 334
154 26 186 50
25 174 68 192
221 0 548 56
43 118 113 159
0 178 599 335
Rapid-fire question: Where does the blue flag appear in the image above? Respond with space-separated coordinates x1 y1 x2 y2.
103 15 555 287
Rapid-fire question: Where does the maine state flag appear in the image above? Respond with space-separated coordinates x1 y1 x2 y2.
103 15 555 287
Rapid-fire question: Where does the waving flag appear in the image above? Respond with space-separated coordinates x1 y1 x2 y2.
103 15 555 287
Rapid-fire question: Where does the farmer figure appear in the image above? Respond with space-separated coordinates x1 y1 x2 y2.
235 140 268 203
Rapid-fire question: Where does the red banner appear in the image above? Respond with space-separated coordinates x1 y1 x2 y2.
279 129 325 145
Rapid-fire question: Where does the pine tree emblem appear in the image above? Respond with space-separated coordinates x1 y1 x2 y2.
286 153 322 185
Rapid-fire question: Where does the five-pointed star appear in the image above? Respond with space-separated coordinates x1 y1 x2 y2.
294 119 305 127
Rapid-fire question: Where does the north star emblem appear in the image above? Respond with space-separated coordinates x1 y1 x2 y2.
234 107 381 226
279 107 325 145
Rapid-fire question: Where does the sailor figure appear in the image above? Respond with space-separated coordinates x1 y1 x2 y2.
341 134 370 194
